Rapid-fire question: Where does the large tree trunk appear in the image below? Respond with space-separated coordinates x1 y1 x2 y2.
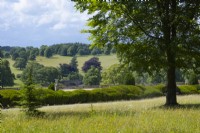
166 65 178 106
163 0 178 106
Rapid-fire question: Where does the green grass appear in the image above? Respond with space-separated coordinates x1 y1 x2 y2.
1 95 200 133
6 59 23 87
36 54 119 71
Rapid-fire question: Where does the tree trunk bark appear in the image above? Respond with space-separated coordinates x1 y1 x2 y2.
165 65 178 106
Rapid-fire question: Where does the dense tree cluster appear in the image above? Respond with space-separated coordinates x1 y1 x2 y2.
0 43 116 60
21 62 60 86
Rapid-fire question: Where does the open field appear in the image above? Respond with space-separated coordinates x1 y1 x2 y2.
36 54 119 71
1 95 200 133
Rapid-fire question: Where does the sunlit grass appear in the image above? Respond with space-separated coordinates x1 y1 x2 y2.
36 54 119 71
1 95 200 133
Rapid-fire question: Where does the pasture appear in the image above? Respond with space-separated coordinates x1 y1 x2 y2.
1 95 200 133
36 54 119 70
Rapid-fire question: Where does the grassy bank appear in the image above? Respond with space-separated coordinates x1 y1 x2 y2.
1 95 200 133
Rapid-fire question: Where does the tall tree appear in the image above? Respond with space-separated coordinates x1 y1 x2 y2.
44 47 53 58
70 56 78 72
0 59 15 88
13 58 27 70
39 45 48 56
73 1 200 106
83 66 101 85
82 57 102 72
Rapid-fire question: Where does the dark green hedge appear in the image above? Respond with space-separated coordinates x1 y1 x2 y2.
0 85 199 108
0 89 21 107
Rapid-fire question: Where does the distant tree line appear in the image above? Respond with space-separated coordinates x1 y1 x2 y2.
0 43 116 70
0 43 116 59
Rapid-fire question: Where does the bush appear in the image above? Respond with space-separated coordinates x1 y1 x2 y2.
48 83 55 91
0 89 21 108
178 85 199 94
142 86 163 98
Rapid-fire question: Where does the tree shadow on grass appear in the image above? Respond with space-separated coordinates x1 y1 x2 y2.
156 103 200 110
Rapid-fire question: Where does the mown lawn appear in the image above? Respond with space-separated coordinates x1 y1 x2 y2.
1 95 200 133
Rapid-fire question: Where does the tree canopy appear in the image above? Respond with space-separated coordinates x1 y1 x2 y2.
82 57 102 72
73 0 200 105
0 59 15 88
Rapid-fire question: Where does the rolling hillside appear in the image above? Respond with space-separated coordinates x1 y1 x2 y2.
36 54 119 71
7 54 119 87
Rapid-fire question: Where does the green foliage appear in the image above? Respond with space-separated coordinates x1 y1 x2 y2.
67 72 83 81
101 64 135 85
67 45 77 56
21 62 60 86
48 83 55 91
83 66 101 85
82 57 102 72
44 47 53 58
0 59 15 88
73 0 200 105
21 65 41 116
4 53 10 58
178 85 200 94
187 73 199 85
11 52 19 60
39 45 48 56
70 56 78 72
60 47 68 56
142 86 163 98
0 89 21 108
0 85 200 107
21 85 41 115
13 58 27 70
0 50 3 58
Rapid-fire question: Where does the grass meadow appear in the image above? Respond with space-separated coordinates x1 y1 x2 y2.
1 95 200 133
36 54 119 71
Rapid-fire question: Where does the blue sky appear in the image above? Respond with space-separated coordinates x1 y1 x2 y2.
0 0 90 47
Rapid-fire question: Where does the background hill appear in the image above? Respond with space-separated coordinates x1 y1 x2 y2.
7 54 119 87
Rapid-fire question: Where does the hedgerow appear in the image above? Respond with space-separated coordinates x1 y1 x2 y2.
0 85 199 108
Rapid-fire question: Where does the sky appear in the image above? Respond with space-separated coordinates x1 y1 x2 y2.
0 0 90 47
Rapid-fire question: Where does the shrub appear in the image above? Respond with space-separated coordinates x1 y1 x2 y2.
142 86 163 98
178 85 199 94
48 83 55 91
0 89 21 108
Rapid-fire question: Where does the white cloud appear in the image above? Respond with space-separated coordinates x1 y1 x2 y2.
0 0 89 30
0 0 90 46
